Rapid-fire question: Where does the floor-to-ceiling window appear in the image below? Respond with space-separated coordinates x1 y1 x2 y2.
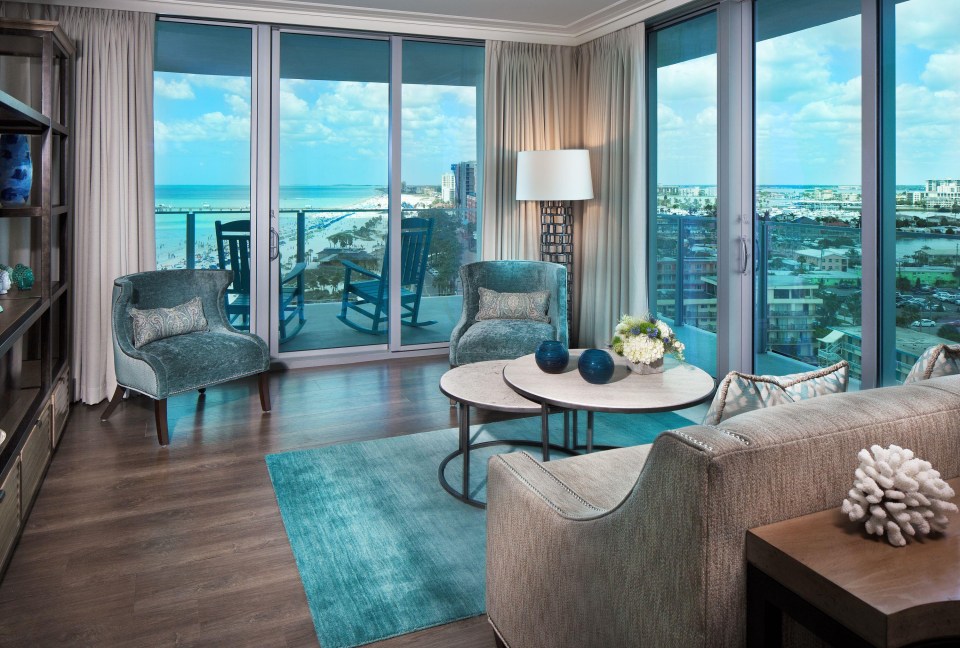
399 40 484 347
648 11 719 377
885 0 960 383
153 21 482 360
153 21 254 328
754 0 863 383
275 33 390 352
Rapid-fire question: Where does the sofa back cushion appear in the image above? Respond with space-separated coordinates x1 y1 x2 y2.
642 376 960 647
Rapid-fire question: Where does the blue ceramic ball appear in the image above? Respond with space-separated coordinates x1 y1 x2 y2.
0 134 33 206
535 340 569 374
578 349 615 384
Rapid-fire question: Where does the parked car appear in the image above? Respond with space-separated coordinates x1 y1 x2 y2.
931 303 947 312
911 319 937 327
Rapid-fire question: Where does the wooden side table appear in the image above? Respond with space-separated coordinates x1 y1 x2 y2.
746 477 960 648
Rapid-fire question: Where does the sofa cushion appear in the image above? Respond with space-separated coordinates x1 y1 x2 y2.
455 319 555 365
904 344 960 383
476 287 550 323
137 329 269 396
703 360 849 425
130 296 208 348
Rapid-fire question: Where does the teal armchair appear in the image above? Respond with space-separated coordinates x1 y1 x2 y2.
449 260 568 366
101 269 271 446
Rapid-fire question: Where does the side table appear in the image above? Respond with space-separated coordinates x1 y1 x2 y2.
438 360 574 508
746 476 960 648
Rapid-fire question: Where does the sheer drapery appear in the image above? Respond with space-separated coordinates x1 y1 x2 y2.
482 26 646 346
0 3 156 404
576 25 646 347
481 41 578 262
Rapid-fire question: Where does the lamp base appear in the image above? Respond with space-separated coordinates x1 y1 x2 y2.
539 200 574 310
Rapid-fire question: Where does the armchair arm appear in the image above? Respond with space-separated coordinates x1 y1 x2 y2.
486 435 713 648
341 259 380 281
282 262 307 285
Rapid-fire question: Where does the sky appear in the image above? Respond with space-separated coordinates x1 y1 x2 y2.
656 0 960 186
154 66 478 187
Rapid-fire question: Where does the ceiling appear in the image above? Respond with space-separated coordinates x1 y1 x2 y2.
54 0 689 44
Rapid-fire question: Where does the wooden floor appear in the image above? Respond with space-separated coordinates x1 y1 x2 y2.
0 356 504 647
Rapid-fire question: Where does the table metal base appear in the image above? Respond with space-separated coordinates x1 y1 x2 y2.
439 402 576 508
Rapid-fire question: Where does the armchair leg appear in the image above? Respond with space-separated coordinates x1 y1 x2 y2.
100 385 126 421
154 399 170 446
258 372 271 412
198 388 206 395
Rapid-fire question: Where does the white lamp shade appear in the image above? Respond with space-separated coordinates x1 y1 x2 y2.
516 149 594 201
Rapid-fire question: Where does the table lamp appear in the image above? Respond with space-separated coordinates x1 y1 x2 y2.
516 149 594 307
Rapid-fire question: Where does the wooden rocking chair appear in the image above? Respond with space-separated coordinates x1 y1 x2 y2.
337 217 437 334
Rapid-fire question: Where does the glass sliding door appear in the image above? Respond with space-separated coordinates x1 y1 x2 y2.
153 21 254 328
754 0 863 385
399 40 484 347
274 32 390 352
648 12 719 376
882 0 960 383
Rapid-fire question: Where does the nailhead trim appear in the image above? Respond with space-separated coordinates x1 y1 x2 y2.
674 431 715 453
496 456 565 515
517 452 602 511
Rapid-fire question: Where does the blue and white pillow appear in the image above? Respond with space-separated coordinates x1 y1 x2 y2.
475 287 550 323
130 297 208 349
904 344 960 383
704 361 850 426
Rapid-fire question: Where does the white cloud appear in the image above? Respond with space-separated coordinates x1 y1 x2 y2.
920 50 960 90
154 76 194 100
896 0 960 51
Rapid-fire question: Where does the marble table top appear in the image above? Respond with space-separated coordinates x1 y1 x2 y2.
503 350 716 413
439 360 541 413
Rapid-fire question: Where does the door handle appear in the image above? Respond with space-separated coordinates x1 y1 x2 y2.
269 227 279 261
738 236 749 275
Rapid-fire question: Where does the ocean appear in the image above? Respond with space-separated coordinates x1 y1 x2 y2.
155 185 389 270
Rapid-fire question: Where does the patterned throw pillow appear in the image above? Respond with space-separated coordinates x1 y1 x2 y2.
130 296 209 349
703 361 849 426
904 344 960 383
475 287 550 323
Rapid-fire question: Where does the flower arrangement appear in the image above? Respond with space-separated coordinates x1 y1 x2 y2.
611 314 685 368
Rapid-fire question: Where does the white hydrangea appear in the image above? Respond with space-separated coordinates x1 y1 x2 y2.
656 321 673 340
623 335 665 365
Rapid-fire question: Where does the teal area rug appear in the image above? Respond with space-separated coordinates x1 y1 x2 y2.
266 410 691 648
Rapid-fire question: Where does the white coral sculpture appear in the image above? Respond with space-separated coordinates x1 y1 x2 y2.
841 444 958 547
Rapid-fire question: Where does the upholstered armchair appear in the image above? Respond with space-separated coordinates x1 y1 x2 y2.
449 260 568 367
101 269 271 446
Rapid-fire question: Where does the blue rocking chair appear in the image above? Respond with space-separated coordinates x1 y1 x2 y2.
337 217 437 334
215 219 307 343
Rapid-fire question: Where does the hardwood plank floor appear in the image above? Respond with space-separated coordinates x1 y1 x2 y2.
0 356 504 648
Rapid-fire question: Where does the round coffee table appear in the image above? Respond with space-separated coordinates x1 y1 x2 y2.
438 360 574 508
503 350 716 460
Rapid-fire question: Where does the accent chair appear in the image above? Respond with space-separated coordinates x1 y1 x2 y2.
101 269 271 446
449 260 568 367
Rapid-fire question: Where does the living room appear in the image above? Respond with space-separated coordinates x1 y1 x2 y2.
0 0 959 646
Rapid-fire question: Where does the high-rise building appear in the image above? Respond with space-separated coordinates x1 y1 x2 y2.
441 172 456 203
450 161 476 207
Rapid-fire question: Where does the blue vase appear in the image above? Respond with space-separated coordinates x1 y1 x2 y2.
0 134 33 206
578 349 615 384
535 340 569 374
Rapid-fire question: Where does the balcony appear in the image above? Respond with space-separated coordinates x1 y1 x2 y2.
157 206 476 352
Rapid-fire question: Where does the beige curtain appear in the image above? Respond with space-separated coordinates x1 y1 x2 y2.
481 27 646 346
576 24 646 347
1 3 156 404
481 41 578 262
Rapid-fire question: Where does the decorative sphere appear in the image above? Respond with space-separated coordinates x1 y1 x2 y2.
577 349 615 384
11 264 34 291
535 340 569 374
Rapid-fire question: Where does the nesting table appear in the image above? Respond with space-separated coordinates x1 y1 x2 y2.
438 360 574 508
502 350 716 460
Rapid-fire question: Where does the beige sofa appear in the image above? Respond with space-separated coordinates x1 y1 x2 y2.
486 375 960 648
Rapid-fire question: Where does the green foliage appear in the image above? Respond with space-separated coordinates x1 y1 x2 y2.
938 325 960 342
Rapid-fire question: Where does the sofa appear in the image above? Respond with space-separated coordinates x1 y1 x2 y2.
486 375 960 647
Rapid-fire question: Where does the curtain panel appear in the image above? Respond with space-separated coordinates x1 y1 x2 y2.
482 26 646 347
0 2 155 404
575 25 646 347
481 42 578 263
